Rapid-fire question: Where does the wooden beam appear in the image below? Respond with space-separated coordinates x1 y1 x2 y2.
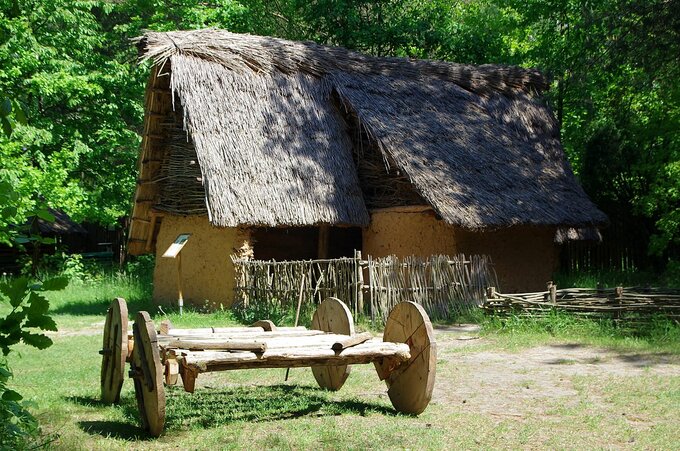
317 225 329 259
332 332 373 352
145 214 159 252
176 341 410 373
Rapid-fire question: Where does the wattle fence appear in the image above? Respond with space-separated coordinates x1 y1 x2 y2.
231 253 498 323
483 284 680 321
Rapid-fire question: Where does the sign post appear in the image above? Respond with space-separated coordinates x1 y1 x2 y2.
161 233 191 315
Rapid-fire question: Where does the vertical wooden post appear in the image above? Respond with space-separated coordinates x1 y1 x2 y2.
486 286 497 299
317 225 329 259
177 253 184 315
355 250 364 316
549 282 557 304
615 286 623 298
145 213 158 252
614 286 624 320
368 255 375 325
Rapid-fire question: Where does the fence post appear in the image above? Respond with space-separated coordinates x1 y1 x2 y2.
549 282 557 304
355 250 364 317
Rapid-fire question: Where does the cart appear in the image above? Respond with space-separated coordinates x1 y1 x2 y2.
100 297 436 436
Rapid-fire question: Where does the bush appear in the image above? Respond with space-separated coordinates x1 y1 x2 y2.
0 359 41 450
0 275 67 449
232 298 295 326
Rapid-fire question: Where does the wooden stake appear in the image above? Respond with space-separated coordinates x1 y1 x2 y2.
177 252 183 315
356 250 364 315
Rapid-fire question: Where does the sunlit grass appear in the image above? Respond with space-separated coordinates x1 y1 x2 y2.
481 310 680 353
3 264 680 448
554 268 679 289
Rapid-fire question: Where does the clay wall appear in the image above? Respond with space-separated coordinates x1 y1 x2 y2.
453 226 558 293
363 208 558 292
153 215 251 308
153 212 559 306
362 207 458 258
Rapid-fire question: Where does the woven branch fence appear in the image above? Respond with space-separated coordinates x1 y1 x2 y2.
232 253 498 323
483 284 680 321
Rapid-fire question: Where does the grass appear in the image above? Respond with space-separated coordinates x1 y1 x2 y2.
2 265 680 448
554 268 680 289
480 310 680 353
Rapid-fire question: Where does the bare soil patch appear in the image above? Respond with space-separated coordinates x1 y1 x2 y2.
431 326 680 419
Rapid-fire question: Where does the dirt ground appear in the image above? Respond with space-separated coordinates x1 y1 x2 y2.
430 325 680 420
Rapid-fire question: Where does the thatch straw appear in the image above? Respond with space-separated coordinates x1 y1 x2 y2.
132 29 606 231
137 29 548 96
554 227 603 243
332 71 607 228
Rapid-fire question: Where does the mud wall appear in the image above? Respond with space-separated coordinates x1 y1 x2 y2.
454 226 559 293
153 215 251 307
363 208 558 293
362 207 458 257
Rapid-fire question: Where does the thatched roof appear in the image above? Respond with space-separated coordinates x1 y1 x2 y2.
128 29 606 254
32 208 87 235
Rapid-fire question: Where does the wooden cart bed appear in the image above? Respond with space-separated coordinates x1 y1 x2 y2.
101 297 436 437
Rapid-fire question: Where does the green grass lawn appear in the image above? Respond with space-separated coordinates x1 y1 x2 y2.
3 272 680 449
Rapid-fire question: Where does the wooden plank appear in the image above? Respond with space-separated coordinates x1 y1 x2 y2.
162 333 357 351
177 341 410 372
158 329 323 340
166 339 266 353
332 332 373 351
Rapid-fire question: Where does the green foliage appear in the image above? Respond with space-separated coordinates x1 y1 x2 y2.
0 275 66 355
1 0 678 268
553 268 680 290
232 298 297 326
499 0 680 260
0 358 42 451
123 254 155 279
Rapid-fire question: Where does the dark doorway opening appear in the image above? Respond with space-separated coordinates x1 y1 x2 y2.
251 226 362 261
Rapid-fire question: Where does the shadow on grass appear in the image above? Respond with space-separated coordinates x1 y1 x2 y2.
544 343 679 367
158 384 397 429
70 384 395 439
68 396 152 441
65 395 109 408
77 420 150 441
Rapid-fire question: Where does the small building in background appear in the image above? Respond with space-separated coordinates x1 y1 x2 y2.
127 30 607 306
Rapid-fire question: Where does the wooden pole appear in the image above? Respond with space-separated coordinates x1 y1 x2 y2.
177 253 184 315
356 250 364 316
317 225 329 259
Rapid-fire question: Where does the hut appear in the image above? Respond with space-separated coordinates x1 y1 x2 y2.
128 29 607 306
0 208 88 273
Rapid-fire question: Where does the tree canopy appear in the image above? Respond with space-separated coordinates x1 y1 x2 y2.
0 0 678 267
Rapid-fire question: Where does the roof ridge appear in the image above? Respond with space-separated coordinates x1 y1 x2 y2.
135 29 549 96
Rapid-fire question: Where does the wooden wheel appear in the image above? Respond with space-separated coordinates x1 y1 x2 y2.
100 298 128 404
379 301 436 415
131 311 166 437
311 297 354 391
